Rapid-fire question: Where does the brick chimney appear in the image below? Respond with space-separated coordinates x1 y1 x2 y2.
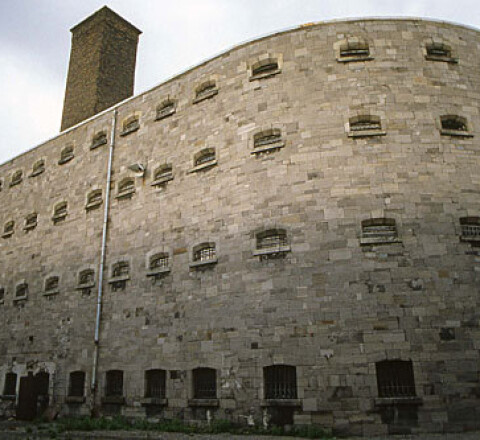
61 6 141 131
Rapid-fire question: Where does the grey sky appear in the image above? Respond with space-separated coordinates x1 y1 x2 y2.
1 0 480 164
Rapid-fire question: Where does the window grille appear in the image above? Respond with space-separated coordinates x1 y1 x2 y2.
361 218 398 244
194 245 216 262
68 371 85 397
154 165 173 181
376 360 416 398
156 101 176 120
31 160 45 176
254 130 282 148
87 190 103 207
194 149 216 167
150 253 169 270
460 217 480 242
3 221 14 236
10 170 23 186
15 283 28 298
441 115 468 132
264 365 297 399
112 262 129 278
45 276 59 292
79 269 95 286
427 43 450 58
340 41 370 58
257 230 288 250
3 373 17 396
25 213 38 229
91 132 107 149
193 368 216 399
145 369 166 398
350 116 381 132
251 59 280 79
59 146 74 164
118 178 135 195
53 202 68 221
105 370 123 397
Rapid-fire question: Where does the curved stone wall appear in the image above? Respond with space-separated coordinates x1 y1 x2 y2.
0 18 480 434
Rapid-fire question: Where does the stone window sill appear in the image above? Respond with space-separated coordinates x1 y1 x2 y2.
193 89 218 104
120 125 139 137
151 176 174 186
76 283 95 290
58 156 74 165
0 395 16 401
24 224 37 231
337 56 374 63
29 169 44 178
374 397 423 406
43 290 59 297
2 232 13 239
101 396 125 405
108 275 130 284
188 399 219 407
91 139 108 150
261 399 301 407
249 69 281 81
348 130 386 138
253 245 291 257
425 55 458 64
116 189 135 199
66 396 85 404
52 214 67 223
360 237 401 246
189 258 218 269
440 129 473 138
147 267 171 277
188 160 217 173
9 181 22 187
251 141 285 155
13 295 27 302
86 201 103 211
155 108 176 121
141 397 168 406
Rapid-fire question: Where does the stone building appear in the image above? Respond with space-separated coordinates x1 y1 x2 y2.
0 6 479 436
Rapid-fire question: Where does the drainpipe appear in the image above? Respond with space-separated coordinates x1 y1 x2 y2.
91 109 117 402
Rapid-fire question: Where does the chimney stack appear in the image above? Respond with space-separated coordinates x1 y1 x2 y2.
61 6 141 131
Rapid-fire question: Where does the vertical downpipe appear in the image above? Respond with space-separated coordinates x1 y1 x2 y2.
91 109 117 406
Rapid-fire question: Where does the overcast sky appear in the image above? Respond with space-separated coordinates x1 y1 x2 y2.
1 0 480 164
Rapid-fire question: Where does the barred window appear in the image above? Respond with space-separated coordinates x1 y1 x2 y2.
253 129 283 150
145 369 166 398
3 220 14 237
194 149 216 167
15 283 28 298
440 115 471 136
45 276 59 293
25 213 38 230
152 164 173 185
156 100 176 120
3 372 17 396
425 42 457 63
257 229 287 250
193 81 218 103
86 189 103 209
53 202 68 222
193 368 216 399
121 116 140 136
112 261 129 278
31 159 45 177
118 178 135 197
91 131 107 149
251 58 280 80
193 243 216 262
68 371 86 397
79 269 95 286
376 360 416 398
105 370 123 397
264 365 297 399
460 217 480 242
361 218 399 245
339 38 370 60
348 115 385 138
10 170 23 187
59 145 74 165
150 253 169 270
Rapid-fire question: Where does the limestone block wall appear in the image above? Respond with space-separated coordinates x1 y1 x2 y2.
1 18 480 436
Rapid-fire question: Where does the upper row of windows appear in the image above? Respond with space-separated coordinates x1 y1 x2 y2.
0 112 474 192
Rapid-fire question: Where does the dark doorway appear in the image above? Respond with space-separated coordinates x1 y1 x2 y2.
16 371 50 421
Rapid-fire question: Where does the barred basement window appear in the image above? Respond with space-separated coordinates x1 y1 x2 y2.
68 371 85 397
155 100 176 120
145 369 166 398
264 365 297 399
460 217 480 243
254 229 290 260
24 213 38 231
44 276 59 294
3 372 17 396
105 370 123 397
30 159 45 177
425 42 457 63
190 149 217 172
91 131 107 149
3 220 14 238
151 164 173 186
190 242 217 268
348 115 386 137
338 37 372 62
58 145 74 165
251 58 281 80
10 170 23 187
376 360 416 398
120 116 140 136
193 368 216 399
117 178 135 198
440 115 472 137
15 282 28 299
53 202 68 223
252 129 285 154
86 189 103 210
361 218 399 245
193 81 218 104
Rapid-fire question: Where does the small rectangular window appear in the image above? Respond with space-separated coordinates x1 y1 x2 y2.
145 369 166 398
105 370 123 397
3 373 17 396
69 371 86 397
264 365 297 399
376 360 416 398
361 218 399 245
193 368 216 399
460 217 480 243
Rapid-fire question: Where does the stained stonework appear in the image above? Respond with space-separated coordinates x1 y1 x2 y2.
1 15 480 436
60 7 141 131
